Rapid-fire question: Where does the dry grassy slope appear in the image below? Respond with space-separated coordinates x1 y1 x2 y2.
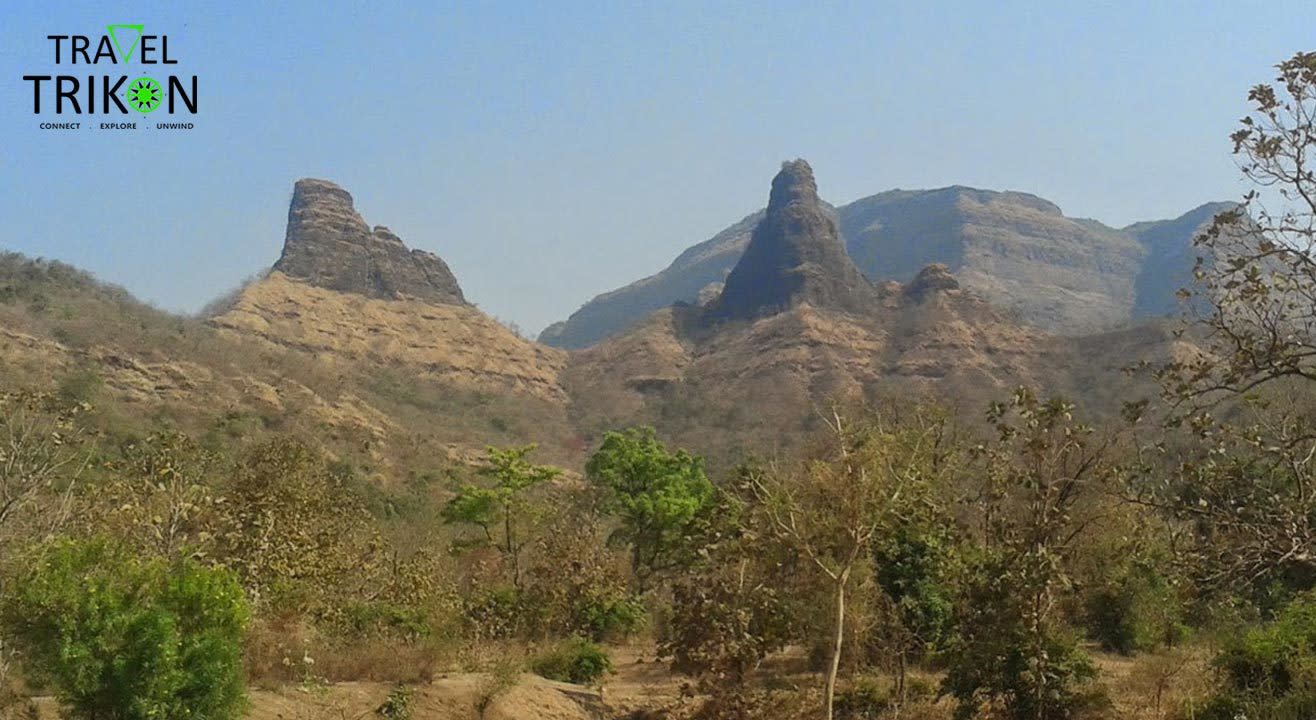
0 255 583 478
211 272 567 402
1 324 399 442
0 250 1181 477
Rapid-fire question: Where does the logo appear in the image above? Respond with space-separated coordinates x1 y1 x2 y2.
22 23 200 131
125 77 162 113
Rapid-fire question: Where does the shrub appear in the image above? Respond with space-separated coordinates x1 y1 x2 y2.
575 592 647 640
834 678 889 719
663 565 795 687
377 684 414 720
341 602 432 641
1201 593 1316 719
871 520 956 660
2 538 249 720
942 551 1108 720
530 637 612 685
1084 573 1185 655
465 587 535 640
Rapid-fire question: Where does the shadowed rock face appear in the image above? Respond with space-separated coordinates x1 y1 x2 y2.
710 160 875 320
274 179 466 305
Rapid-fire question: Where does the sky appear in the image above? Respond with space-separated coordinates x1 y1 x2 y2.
0 1 1312 335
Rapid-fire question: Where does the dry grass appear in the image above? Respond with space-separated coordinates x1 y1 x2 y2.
1097 646 1215 720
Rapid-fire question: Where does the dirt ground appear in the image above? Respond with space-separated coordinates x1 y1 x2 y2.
2 642 1216 720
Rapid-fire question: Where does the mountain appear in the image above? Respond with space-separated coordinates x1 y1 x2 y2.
563 161 1175 461
1124 201 1237 318
0 168 1190 475
539 180 1232 349
213 179 565 404
710 160 876 319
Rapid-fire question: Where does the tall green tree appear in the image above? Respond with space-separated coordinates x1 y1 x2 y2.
586 427 716 591
442 444 561 589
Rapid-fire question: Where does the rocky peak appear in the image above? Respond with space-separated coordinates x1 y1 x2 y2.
710 160 875 320
904 263 960 301
273 179 466 305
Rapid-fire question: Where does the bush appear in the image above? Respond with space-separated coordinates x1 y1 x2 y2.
871 521 956 660
1083 563 1185 655
465 587 535 640
340 602 432 641
1201 593 1316 719
377 684 415 720
530 637 612 685
574 591 647 640
943 628 1105 720
834 678 889 719
2 538 249 720
942 551 1108 720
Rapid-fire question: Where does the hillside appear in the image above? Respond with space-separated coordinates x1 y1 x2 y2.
0 182 584 482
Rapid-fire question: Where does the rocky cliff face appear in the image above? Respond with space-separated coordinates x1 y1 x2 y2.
274 179 466 305
1124 201 1237 318
540 176 1231 348
710 160 876 320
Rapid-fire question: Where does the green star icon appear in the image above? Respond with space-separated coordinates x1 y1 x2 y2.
125 77 163 113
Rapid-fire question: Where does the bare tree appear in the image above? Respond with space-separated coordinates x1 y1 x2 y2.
0 392 86 706
1150 52 1316 593
0 393 85 549
1168 52 1316 404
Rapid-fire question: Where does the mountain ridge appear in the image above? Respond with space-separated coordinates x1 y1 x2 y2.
539 180 1233 349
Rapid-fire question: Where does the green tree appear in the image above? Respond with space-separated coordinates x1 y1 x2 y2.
943 390 1112 720
2 538 249 720
586 427 716 591
442 444 561 589
744 409 949 720
216 437 380 617
871 515 958 700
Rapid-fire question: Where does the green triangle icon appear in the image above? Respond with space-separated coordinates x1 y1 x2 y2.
106 24 144 64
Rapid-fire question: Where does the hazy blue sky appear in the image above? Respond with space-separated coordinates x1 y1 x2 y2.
1 1 1311 334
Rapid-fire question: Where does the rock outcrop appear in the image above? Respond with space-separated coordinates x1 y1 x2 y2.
274 179 466 304
710 160 875 320
904 263 960 301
